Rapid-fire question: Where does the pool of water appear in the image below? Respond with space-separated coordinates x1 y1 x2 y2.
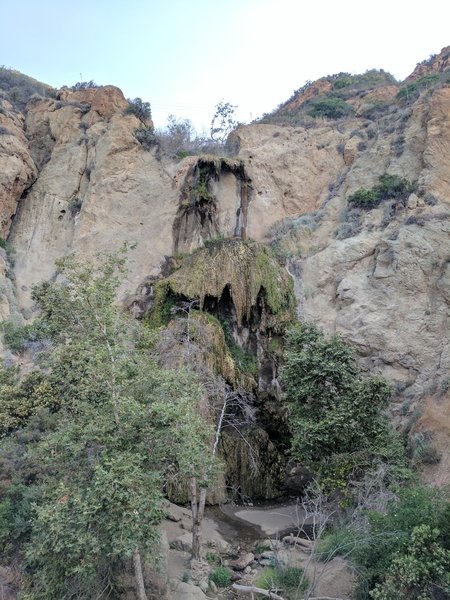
205 500 311 548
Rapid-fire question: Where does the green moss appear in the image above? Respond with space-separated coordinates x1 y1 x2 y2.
180 157 247 211
218 316 257 376
145 281 179 329
168 239 294 328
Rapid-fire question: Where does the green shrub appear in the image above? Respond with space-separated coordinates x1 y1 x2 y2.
125 97 151 122
397 74 439 102
256 566 308 597
409 432 441 466
317 518 360 561
68 198 82 216
0 368 58 436
0 67 56 109
0 238 15 264
347 187 380 209
347 175 417 209
206 551 219 565
369 525 450 600
134 126 157 149
1 319 50 354
209 566 232 587
355 486 449 594
308 95 355 119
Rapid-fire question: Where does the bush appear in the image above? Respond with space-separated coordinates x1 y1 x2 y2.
0 67 56 109
134 126 157 150
209 566 232 587
0 368 57 436
1 319 51 354
71 81 99 91
125 97 151 122
256 566 308 598
68 198 82 216
370 525 450 599
347 187 380 209
319 484 450 598
397 74 440 102
347 174 417 209
308 95 355 119
356 486 449 595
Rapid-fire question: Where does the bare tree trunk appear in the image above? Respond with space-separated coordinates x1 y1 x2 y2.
133 548 148 600
191 476 207 560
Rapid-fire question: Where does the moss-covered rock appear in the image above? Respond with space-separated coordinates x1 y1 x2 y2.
148 239 295 331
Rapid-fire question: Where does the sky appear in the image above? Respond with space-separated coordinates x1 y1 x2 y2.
1 0 448 132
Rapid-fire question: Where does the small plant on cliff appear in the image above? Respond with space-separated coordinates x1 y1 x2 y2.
68 197 82 216
308 94 355 119
396 74 440 102
347 174 417 209
210 100 239 143
125 97 151 122
134 125 157 149
209 566 232 587
71 80 99 91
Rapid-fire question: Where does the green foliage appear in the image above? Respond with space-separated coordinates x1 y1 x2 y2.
210 100 238 143
0 237 15 264
0 66 56 109
134 125 157 149
353 486 448 598
1 318 51 354
331 69 397 91
397 74 440 102
125 97 151 122
218 316 257 376
282 323 407 490
0 250 214 598
347 187 381 209
0 480 40 560
317 516 360 561
409 432 441 466
71 80 99 91
145 280 180 329
209 566 232 587
256 566 308 597
347 174 417 209
24 455 163 599
308 95 355 119
0 368 58 436
68 197 82 216
206 551 220 565
319 485 450 598
370 524 450 599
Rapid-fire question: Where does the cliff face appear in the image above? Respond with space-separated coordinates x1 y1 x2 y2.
0 48 449 485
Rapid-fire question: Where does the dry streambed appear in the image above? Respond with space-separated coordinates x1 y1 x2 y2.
165 502 354 600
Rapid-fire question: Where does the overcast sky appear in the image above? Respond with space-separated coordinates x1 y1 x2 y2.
1 0 448 132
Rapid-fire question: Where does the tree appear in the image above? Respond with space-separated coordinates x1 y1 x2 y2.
210 100 238 143
1 250 212 599
281 323 406 490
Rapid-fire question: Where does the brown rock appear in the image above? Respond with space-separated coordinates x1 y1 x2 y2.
229 552 255 571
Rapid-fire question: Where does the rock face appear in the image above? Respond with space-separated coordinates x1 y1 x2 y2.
0 99 37 238
0 49 449 487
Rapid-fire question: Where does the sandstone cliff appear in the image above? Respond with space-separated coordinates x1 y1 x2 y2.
0 48 449 486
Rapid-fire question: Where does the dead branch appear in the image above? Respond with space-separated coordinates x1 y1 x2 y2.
232 583 285 600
